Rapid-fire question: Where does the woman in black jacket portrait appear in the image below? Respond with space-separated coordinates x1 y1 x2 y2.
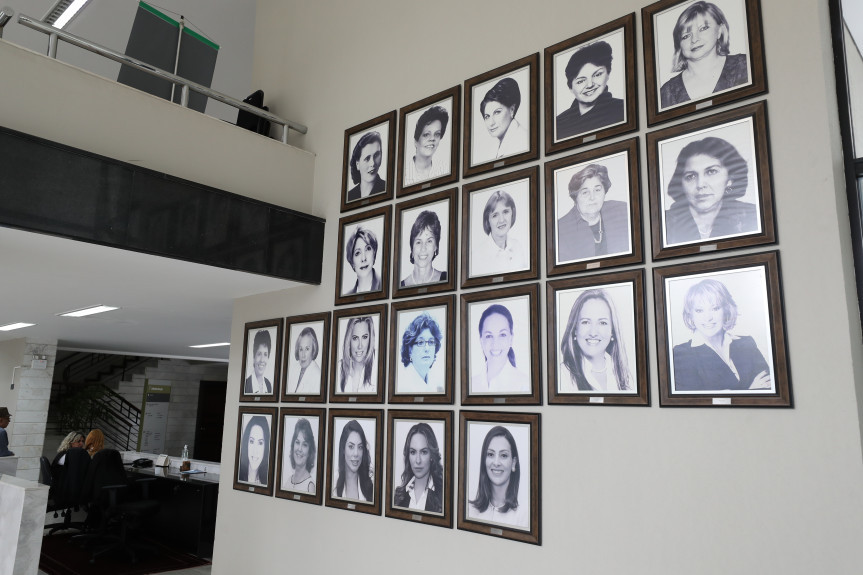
393 422 443 513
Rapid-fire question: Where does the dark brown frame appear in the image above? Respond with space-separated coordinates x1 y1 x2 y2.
463 53 540 178
397 86 461 197
281 312 330 403
653 251 791 407
388 295 455 404
324 409 384 516
461 166 539 289
545 137 643 276
275 407 326 505
232 406 278 497
340 110 397 212
238 318 283 403
546 269 649 405
460 283 542 405
334 205 392 306
457 410 541 545
392 188 457 298
544 13 638 156
328 304 388 404
646 101 775 260
385 410 454 528
642 0 767 126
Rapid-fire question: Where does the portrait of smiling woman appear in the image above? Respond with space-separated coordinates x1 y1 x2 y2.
337 316 377 394
238 414 271 486
392 421 444 514
281 417 318 494
467 424 529 529
332 419 375 502
470 188 529 277
397 312 445 394
400 209 447 287
244 328 276 396
403 104 451 186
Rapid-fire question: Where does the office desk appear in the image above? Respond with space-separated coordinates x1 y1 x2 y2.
126 466 219 558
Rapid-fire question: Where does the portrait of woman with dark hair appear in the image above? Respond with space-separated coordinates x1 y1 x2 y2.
664 136 758 245
347 131 386 201
470 304 530 394
404 105 450 186
401 210 447 287
344 226 381 294
559 288 633 392
337 316 377 394
393 422 444 513
471 189 528 277
672 278 771 391
397 313 445 393
333 419 374 502
287 326 322 395
468 425 528 528
282 417 317 494
239 415 271 486
556 40 625 140
244 329 274 394
659 1 749 109
556 162 630 262
476 77 528 162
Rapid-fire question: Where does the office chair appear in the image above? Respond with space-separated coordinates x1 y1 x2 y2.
43 448 90 535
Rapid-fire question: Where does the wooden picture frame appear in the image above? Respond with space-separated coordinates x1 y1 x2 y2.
233 406 278 497
329 304 388 404
325 409 384 516
545 137 643 276
385 410 454 528
461 166 539 289
275 407 326 505
646 101 775 260
334 205 391 306
546 269 649 405
457 410 541 545
544 13 638 156
341 110 396 212
398 86 461 197
653 251 791 406
642 0 767 126
460 283 542 405
238 318 283 403
388 295 455 404
463 53 540 178
392 188 457 298
282 312 330 403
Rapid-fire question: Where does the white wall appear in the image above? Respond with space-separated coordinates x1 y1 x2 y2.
212 0 863 573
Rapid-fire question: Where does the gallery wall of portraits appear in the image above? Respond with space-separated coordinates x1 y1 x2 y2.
220 0 839 556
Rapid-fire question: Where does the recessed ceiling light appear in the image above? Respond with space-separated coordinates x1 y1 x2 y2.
45 0 92 30
189 342 231 348
0 322 36 331
58 305 119 318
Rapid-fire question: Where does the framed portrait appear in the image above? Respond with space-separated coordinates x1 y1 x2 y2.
463 53 539 178
392 188 457 298
328 304 387 404
646 101 775 260
653 251 791 406
334 205 391 306
282 312 330 403
544 13 638 156
238 318 283 403
385 410 453 528
643 0 767 126
545 138 643 276
325 409 384 515
457 411 540 545
397 86 461 197
340 110 396 212
232 406 277 497
275 407 325 505
460 284 541 405
388 295 455 404
546 269 649 405
461 166 539 289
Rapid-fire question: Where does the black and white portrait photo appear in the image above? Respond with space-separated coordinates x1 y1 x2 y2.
397 196 451 289
402 99 454 188
239 319 282 402
394 305 448 396
330 416 377 504
335 206 391 305
233 407 277 496
390 418 446 515
470 66 531 166
284 316 328 399
341 111 395 212
333 313 380 396
279 414 320 495
552 148 633 266
467 176 532 280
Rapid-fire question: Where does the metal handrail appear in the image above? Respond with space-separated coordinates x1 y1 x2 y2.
12 13 308 143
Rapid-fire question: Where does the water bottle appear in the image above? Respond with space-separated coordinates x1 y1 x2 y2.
180 444 190 471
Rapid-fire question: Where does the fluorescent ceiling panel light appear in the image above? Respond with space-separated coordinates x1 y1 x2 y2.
0 322 35 331
189 342 231 348
58 305 119 318
44 0 91 29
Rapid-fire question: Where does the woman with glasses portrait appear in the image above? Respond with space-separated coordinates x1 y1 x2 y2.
397 313 445 393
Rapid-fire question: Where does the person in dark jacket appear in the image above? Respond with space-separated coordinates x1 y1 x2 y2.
393 422 443 513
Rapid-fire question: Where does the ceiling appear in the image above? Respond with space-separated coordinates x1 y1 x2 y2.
0 226 296 360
